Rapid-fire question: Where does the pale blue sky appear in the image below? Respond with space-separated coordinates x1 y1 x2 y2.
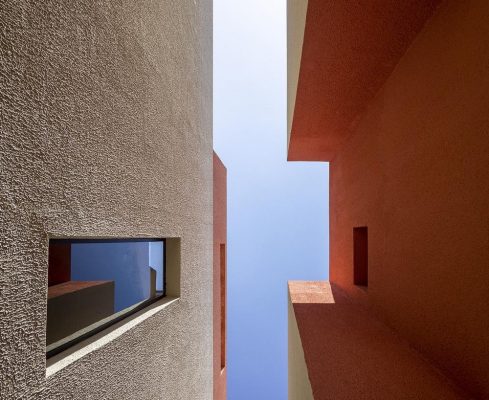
213 1 329 398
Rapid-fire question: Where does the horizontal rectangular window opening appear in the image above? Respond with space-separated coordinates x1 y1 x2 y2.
47 238 166 358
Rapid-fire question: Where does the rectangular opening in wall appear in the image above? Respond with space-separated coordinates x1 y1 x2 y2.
220 243 226 370
47 238 165 358
353 227 368 287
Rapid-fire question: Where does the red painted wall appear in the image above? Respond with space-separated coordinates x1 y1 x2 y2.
48 241 71 286
289 282 468 400
289 0 441 161
329 1 489 398
213 152 227 400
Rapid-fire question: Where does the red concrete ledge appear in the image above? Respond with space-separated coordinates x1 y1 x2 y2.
288 281 468 400
48 280 114 299
287 1 442 161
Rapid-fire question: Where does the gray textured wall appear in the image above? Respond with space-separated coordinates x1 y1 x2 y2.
0 0 213 398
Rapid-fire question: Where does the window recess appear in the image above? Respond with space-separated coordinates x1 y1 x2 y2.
46 238 165 357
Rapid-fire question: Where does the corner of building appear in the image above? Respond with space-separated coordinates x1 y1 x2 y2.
213 152 227 400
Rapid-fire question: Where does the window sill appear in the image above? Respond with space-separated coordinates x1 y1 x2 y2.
46 296 179 377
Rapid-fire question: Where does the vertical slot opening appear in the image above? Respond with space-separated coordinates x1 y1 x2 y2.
220 243 226 370
353 227 368 287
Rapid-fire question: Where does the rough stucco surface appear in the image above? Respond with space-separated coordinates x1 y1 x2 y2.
287 0 441 161
288 282 468 400
330 0 489 398
0 1 213 399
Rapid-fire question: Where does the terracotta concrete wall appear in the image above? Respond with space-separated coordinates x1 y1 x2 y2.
288 282 468 400
287 0 441 161
0 1 213 398
330 0 489 398
213 152 227 400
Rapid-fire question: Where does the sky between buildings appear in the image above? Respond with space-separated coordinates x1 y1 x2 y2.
213 1 329 399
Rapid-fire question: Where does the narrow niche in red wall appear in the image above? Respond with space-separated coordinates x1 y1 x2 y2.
220 243 226 370
353 227 368 287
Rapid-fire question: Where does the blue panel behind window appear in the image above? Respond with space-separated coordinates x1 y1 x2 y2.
71 241 164 312
149 241 164 292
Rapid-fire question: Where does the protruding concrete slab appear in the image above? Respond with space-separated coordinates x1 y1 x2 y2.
47 281 114 345
288 281 468 400
287 1 442 161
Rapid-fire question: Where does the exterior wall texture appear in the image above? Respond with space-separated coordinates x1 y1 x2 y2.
213 153 227 400
286 0 308 149
330 0 489 398
0 1 213 399
287 0 441 161
288 282 467 400
288 288 314 400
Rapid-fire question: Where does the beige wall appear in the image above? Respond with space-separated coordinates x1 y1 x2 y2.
330 0 489 397
0 0 213 399
288 293 314 400
287 0 308 150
